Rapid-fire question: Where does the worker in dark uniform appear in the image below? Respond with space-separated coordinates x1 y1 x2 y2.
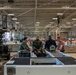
32 36 43 50
45 35 57 51
19 37 30 57
32 36 46 57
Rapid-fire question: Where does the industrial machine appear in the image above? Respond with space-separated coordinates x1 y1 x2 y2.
4 51 76 75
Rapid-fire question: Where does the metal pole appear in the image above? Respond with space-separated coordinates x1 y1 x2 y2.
34 0 37 23
34 0 37 35
71 29 72 44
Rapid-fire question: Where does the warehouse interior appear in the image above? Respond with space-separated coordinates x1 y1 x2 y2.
0 0 76 75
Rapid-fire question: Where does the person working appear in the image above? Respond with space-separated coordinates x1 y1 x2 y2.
19 37 30 57
45 35 57 51
19 37 30 51
56 36 65 52
32 36 46 57
32 36 43 51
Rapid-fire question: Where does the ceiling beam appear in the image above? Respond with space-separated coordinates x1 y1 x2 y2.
0 7 76 10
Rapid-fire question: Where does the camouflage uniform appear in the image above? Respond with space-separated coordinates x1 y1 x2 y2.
20 42 30 51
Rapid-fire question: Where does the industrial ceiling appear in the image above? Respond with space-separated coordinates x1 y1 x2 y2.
0 0 76 34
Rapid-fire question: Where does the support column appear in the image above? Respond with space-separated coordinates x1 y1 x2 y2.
56 27 60 39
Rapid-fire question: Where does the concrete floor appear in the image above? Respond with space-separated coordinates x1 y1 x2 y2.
66 53 76 58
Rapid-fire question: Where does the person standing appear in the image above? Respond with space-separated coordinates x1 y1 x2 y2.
32 36 43 51
32 36 45 57
56 36 65 52
19 37 30 57
19 37 30 51
45 35 57 51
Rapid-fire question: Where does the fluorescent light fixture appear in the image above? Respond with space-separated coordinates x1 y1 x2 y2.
57 13 63 15
72 18 76 20
8 14 14 16
52 18 58 20
45 25 50 28
35 22 40 26
15 22 20 24
12 18 17 20
36 22 40 24
61 6 70 9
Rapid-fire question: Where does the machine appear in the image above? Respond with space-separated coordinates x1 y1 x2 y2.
4 51 76 75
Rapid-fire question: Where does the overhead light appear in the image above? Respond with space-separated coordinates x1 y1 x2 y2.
45 25 50 28
8 14 14 16
35 22 40 26
62 6 70 9
52 18 58 20
72 18 76 21
36 22 40 24
66 22 71 24
15 22 20 24
12 18 17 20
3 6 11 8
57 13 63 16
